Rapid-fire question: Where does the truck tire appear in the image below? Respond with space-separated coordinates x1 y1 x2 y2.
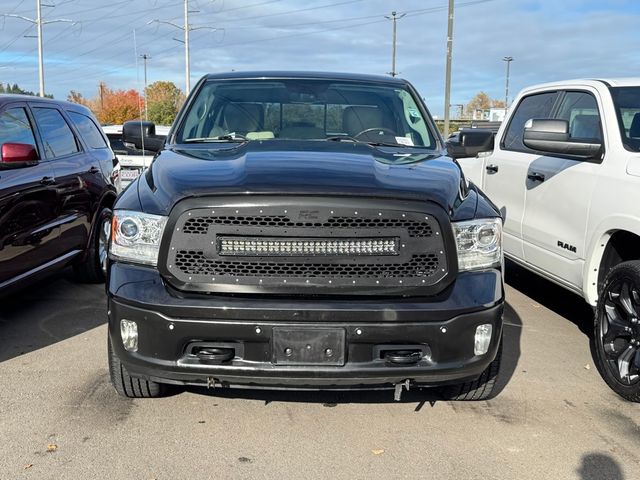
74 207 112 283
594 261 640 402
440 338 502 401
108 336 167 398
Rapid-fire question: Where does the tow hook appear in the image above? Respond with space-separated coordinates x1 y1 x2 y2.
394 379 411 401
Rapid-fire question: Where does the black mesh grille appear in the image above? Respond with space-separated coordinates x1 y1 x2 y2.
183 215 432 237
163 200 450 294
174 250 439 278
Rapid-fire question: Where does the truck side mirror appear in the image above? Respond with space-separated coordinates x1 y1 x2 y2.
446 129 494 159
523 118 602 159
122 120 165 153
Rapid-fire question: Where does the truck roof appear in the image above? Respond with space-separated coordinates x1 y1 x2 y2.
203 71 409 85
520 78 640 93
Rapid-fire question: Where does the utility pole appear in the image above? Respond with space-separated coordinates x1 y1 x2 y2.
385 11 406 77
150 0 216 95
184 0 190 94
36 0 43 97
443 0 455 137
503 56 514 112
140 53 151 120
2 1 76 97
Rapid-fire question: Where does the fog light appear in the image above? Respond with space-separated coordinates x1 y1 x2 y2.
120 319 138 352
474 323 492 355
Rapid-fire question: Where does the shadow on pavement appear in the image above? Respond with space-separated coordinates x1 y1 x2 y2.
0 269 106 363
505 259 594 338
577 452 625 480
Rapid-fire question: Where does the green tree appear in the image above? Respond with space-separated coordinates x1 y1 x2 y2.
145 81 184 125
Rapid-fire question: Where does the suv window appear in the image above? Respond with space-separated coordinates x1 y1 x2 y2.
502 91 559 152
555 91 602 142
68 111 108 149
32 107 80 159
0 107 37 148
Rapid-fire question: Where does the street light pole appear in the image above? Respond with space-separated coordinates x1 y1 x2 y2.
385 11 406 77
503 56 513 112
443 0 455 137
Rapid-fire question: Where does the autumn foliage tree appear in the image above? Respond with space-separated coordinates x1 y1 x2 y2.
98 84 144 124
67 82 144 124
145 81 184 125
466 92 506 114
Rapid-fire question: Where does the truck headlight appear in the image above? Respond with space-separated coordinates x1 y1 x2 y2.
452 218 502 271
110 210 167 266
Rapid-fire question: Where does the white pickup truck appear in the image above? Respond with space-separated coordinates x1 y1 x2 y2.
102 123 170 191
448 78 640 402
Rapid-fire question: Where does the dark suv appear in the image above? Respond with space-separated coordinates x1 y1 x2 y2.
108 72 504 401
0 95 117 293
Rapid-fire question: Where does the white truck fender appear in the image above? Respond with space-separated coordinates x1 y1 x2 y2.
583 216 640 305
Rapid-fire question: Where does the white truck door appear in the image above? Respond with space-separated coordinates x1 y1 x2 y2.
482 91 560 261
521 90 602 289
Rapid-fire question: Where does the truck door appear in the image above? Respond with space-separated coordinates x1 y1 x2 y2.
521 90 602 289
481 91 559 261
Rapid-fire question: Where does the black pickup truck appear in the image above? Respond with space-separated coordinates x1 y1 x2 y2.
107 71 504 401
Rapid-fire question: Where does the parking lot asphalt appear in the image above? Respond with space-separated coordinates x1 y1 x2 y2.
0 263 638 480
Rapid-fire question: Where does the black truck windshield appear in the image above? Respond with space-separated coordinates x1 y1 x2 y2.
176 79 437 148
611 86 640 152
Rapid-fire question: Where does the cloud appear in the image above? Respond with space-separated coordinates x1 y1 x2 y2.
0 0 638 116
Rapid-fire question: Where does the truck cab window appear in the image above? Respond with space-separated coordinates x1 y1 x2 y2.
502 91 558 152
555 91 602 142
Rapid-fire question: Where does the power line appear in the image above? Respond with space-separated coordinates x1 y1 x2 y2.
1 1 76 96
149 0 218 94
44 0 494 93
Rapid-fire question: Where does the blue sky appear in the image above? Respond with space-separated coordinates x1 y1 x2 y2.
1 0 639 116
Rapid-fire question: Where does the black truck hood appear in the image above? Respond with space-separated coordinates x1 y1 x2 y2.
133 141 469 216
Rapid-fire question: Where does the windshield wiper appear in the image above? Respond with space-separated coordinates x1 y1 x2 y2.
325 135 418 148
184 133 247 143
325 135 359 142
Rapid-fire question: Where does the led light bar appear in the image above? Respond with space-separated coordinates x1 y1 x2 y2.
218 237 400 257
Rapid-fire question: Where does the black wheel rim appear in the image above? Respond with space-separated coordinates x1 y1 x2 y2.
98 215 111 276
599 278 640 385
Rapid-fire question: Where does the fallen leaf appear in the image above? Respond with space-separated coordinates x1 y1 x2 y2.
24 464 33 470
371 449 385 455
46 444 57 453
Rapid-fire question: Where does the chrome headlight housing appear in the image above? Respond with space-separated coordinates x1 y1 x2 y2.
452 218 502 271
109 210 168 266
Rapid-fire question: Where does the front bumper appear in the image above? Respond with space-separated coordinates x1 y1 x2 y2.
108 263 504 390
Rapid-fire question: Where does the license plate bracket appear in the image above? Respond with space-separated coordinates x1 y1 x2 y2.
272 327 346 366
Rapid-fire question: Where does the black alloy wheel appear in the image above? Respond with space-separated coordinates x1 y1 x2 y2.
594 261 640 402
